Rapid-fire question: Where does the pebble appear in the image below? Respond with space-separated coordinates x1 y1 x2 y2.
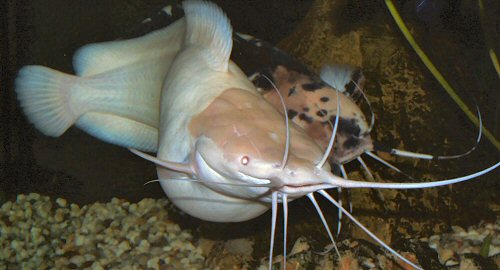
0 193 205 269
70 255 85 266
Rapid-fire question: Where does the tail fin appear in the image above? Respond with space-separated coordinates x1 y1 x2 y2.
183 0 232 72
15 65 79 137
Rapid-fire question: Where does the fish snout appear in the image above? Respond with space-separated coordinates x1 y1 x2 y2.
273 159 335 197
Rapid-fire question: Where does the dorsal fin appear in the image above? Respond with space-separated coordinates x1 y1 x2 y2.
73 19 185 77
183 0 232 72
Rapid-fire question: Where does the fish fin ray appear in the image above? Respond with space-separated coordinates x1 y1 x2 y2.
77 112 158 152
15 65 80 137
319 64 356 92
320 64 365 93
183 0 232 72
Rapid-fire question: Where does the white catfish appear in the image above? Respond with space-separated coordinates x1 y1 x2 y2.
128 1 498 270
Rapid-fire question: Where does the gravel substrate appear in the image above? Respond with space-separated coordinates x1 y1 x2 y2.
0 193 204 270
2 193 498 269
426 220 500 269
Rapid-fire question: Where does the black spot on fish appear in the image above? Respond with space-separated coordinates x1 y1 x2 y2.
331 116 361 136
303 107 310 112
287 109 298 119
343 137 360 149
320 97 329 102
299 113 313 123
316 109 328 117
288 86 296 97
345 81 356 95
301 82 325 91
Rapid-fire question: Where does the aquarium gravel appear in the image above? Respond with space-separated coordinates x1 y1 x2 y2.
426 220 500 268
0 193 204 270
1 193 499 269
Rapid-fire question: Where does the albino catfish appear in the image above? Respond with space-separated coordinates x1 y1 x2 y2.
15 1 499 269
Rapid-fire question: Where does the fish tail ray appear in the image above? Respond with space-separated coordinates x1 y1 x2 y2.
15 65 80 137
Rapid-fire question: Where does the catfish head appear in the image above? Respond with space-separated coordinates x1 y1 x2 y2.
186 87 341 202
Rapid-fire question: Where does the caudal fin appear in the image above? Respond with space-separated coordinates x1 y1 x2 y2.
183 0 232 72
15 65 79 137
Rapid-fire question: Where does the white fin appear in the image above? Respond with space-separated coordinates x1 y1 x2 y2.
77 113 158 152
319 64 357 92
15 66 80 137
183 0 232 72
73 19 186 76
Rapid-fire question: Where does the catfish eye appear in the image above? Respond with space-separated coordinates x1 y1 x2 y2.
240 156 250 165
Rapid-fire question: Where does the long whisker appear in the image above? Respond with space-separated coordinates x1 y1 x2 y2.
336 186 343 235
325 162 499 189
282 193 288 270
351 79 375 133
144 178 275 188
307 193 342 260
374 105 482 160
358 156 389 211
318 190 423 270
129 148 194 174
339 164 353 212
144 179 161 186
365 151 416 180
262 74 290 169
269 192 278 270
317 89 340 169
357 156 375 180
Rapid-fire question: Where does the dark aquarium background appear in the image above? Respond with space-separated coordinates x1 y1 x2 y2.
1 0 499 268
